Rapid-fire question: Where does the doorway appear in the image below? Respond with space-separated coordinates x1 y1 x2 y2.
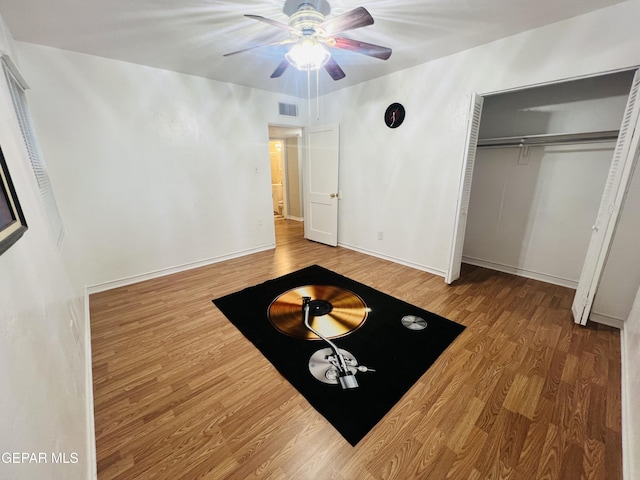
268 125 304 244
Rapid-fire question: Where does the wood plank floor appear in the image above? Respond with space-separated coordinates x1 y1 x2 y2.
89 218 622 479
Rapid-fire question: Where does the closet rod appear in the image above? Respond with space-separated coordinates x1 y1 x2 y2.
477 130 619 148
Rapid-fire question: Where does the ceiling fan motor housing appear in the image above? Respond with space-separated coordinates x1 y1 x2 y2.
289 4 326 36
283 0 331 17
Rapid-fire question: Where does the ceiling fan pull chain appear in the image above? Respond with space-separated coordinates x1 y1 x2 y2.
316 67 321 120
307 66 311 120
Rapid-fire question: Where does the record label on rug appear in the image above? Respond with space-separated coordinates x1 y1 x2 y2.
268 285 369 340
401 315 428 330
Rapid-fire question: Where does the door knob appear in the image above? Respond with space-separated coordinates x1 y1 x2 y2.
330 193 338 198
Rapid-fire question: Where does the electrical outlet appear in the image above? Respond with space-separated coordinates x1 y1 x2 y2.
378 231 384 240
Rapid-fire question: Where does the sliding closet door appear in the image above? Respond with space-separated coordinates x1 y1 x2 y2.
446 94 483 284
572 69 640 325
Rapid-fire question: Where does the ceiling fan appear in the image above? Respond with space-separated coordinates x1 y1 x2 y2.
223 2 392 81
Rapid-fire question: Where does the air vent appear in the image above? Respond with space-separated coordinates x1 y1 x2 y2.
278 102 299 117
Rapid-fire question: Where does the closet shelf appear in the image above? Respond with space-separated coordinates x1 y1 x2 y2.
477 130 620 148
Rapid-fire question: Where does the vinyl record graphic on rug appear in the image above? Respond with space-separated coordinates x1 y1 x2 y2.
268 285 369 340
212 265 465 446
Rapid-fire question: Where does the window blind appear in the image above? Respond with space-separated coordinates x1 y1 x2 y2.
2 59 65 248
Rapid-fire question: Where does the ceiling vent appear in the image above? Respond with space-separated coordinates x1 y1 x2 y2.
279 102 299 117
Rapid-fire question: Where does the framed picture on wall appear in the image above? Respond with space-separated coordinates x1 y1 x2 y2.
0 145 28 256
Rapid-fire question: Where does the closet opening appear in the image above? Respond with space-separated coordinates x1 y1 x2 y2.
449 69 640 326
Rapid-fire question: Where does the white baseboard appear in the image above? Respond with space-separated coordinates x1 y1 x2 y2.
86 244 275 294
461 256 578 289
284 215 303 222
589 312 624 329
338 242 446 278
83 289 97 480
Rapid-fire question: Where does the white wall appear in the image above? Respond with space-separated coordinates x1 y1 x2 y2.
479 71 634 138
317 0 640 276
13 2 640 285
463 143 614 287
0 15 91 480
15 42 308 289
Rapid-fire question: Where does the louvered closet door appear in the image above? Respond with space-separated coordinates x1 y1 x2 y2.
446 93 484 284
572 69 640 325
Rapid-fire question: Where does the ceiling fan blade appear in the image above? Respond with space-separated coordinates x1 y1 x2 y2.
324 57 346 81
245 14 297 33
223 38 295 57
318 7 374 35
270 60 290 78
331 37 392 60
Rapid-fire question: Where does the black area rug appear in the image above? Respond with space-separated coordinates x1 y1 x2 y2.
212 265 465 445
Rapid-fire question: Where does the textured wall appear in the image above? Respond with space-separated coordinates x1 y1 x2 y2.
17 42 306 289
0 14 91 480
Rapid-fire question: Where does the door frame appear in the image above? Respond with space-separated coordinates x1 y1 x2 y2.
268 138 289 218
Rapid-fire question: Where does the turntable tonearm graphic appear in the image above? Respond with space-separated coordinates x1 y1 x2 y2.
268 285 376 389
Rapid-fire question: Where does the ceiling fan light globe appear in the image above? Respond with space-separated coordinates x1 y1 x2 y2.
285 39 330 71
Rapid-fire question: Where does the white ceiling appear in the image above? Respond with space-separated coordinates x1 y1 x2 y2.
0 0 628 97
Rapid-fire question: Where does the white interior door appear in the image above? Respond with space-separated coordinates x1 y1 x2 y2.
446 93 484 284
572 69 640 325
304 123 340 246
